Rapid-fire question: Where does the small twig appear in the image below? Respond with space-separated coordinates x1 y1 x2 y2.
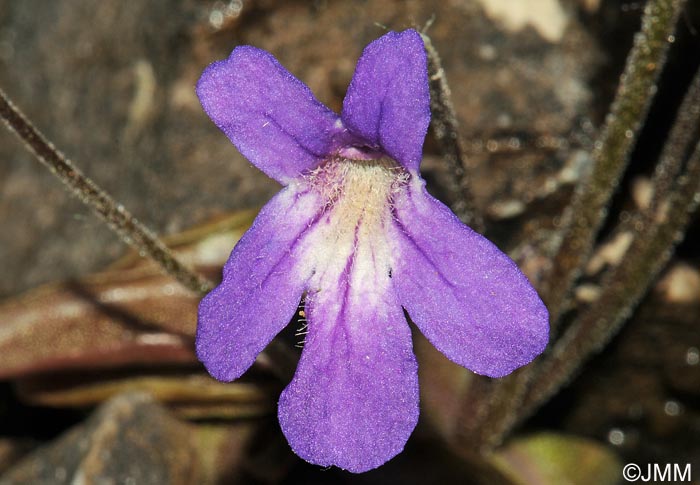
421 32 484 232
0 87 213 296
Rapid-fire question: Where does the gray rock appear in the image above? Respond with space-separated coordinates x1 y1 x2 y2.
0 393 199 485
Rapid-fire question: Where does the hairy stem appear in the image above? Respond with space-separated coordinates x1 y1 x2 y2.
542 0 685 324
521 134 700 419
0 87 213 296
454 0 687 453
644 69 700 215
421 32 484 233
518 63 700 421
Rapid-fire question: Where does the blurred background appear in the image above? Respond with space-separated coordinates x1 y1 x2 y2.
0 1 698 483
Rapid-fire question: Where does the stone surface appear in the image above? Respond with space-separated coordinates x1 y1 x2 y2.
0 393 199 484
0 0 599 297
2 1 697 482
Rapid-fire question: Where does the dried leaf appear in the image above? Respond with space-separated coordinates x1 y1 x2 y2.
0 212 254 380
15 372 277 419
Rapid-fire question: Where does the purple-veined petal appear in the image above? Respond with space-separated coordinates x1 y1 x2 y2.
341 29 430 172
196 184 323 381
279 216 419 473
196 46 345 185
390 177 549 378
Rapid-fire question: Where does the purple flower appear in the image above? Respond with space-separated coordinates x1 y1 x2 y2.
195 29 549 473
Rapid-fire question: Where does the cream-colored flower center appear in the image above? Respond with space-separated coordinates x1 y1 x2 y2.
294 157 408 305
308 157 406 235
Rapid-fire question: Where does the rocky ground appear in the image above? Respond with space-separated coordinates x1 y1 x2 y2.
0 1 698 483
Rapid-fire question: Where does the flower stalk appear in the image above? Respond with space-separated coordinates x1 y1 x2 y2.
0 87 213 296
421 31 483 232
541 0 686 324
455 0 689 453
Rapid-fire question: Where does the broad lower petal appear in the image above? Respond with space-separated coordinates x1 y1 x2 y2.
278 237 419 473
341 29 430 172
390 178 549 378
197 46 344 184
196 184 323 381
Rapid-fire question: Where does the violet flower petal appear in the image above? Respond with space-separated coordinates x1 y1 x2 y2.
196 185 323 381
341 29 430 171
278 258 419 473
196 46 344 185
390 178 549 378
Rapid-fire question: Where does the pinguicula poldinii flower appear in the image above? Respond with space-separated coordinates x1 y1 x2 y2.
196 29 549 473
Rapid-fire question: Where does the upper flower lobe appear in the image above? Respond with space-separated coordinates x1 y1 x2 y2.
195 29 549 473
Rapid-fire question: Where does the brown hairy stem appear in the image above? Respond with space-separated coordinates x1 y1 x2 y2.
454 0 688 453
0 87 213 296
541 0 686 324
519 64 700 422
421 32 484 233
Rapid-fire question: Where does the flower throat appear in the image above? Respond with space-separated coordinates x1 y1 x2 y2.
305 156 409 230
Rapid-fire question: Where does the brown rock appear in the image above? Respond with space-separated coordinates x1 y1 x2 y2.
0 0 599 298
0 393 199 484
